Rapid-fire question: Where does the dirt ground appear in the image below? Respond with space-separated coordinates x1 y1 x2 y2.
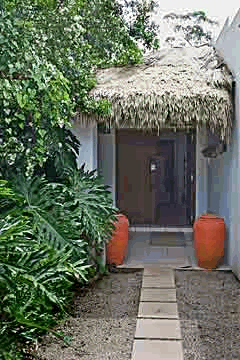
37 268 143 360
175 269 240 360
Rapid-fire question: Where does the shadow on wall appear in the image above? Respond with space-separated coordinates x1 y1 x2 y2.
224 224 229 266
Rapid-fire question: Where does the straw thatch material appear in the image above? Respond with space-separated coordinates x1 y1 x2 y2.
74 45 233 143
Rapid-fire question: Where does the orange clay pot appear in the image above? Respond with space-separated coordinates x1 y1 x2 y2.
106 214 129 266
193 214 226 270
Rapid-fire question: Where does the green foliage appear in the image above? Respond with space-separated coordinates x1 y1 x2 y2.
77 0 144 67
121 0 160 50
0 173 116 357
0 167 118 355
0 12 75 176
45 165 118 254
0 1 158 357
0 0 159 178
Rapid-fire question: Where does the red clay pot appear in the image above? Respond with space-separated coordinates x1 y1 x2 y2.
106 214 129 266
193 214 226 270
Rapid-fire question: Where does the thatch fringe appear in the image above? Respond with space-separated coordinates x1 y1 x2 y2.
74 46 233 143
75 92 232 143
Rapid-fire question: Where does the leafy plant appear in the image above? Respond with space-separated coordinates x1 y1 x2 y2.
40 165 119 263
0 172 118 358
120 0 160 50
0 1 159 357
0 0 159 179
0 179 89 356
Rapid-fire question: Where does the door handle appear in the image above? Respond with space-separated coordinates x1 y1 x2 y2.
150 163 157 172
150 161 157 173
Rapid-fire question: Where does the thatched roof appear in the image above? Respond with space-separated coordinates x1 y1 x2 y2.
74 45 233 143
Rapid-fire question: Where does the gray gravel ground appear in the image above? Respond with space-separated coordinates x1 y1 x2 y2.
37 268 143 360
175 269 240 360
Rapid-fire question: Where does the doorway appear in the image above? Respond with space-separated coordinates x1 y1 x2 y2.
116 129 196 226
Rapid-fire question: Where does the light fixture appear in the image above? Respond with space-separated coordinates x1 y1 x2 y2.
201 142 226 158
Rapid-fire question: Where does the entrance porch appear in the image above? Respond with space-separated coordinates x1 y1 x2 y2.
117 228 231 269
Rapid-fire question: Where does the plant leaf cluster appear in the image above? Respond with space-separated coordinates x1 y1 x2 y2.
0 172 117 357
0 1 159 357
119 0 160 50
0 0 159 177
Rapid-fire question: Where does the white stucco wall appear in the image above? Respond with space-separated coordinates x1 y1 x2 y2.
196 127 208 217
207 141 232 265
216 9 240 80
228 82 240 275
214 8 240 275
98 129 116 206
71 123 97 172
71 124 116 207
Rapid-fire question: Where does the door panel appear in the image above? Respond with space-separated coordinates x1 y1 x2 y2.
149 142 174 204
151 156 171 203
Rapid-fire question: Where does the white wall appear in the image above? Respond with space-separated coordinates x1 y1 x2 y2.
207 141 232 265
98 129 116 206
71 123 98 172
228 82 240 276
215 9 240 80
214 9 240 275
71 123 116 207
196 127 208 217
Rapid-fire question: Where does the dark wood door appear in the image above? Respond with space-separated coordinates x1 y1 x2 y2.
149 140 176 224
116 129 194 226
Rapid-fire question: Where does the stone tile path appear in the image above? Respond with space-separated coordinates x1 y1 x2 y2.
121 230 191 268
131 266 184 360
116 230 231 360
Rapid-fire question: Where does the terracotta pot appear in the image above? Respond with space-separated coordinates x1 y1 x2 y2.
106 214 129 266
193 213 226 270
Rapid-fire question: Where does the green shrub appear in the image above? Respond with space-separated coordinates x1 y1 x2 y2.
47 165 118 258
0 172 117 358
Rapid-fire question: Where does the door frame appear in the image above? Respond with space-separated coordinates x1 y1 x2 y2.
97 125 196 227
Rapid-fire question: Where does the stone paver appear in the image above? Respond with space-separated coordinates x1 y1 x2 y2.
132 340 184 360
164 247 185 258
140 288 176 302
129 264 183 359
138 302 178 319
135 319 182 339
117 263 145 268
144 268 175 277
142 274 175 288
123 258 188 266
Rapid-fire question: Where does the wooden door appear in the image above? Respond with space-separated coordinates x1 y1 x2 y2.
149 140 175 224
116 129 194 226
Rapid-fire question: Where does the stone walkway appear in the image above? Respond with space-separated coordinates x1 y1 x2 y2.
116 231 189 358
131 265 183 360
115 229 231 359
